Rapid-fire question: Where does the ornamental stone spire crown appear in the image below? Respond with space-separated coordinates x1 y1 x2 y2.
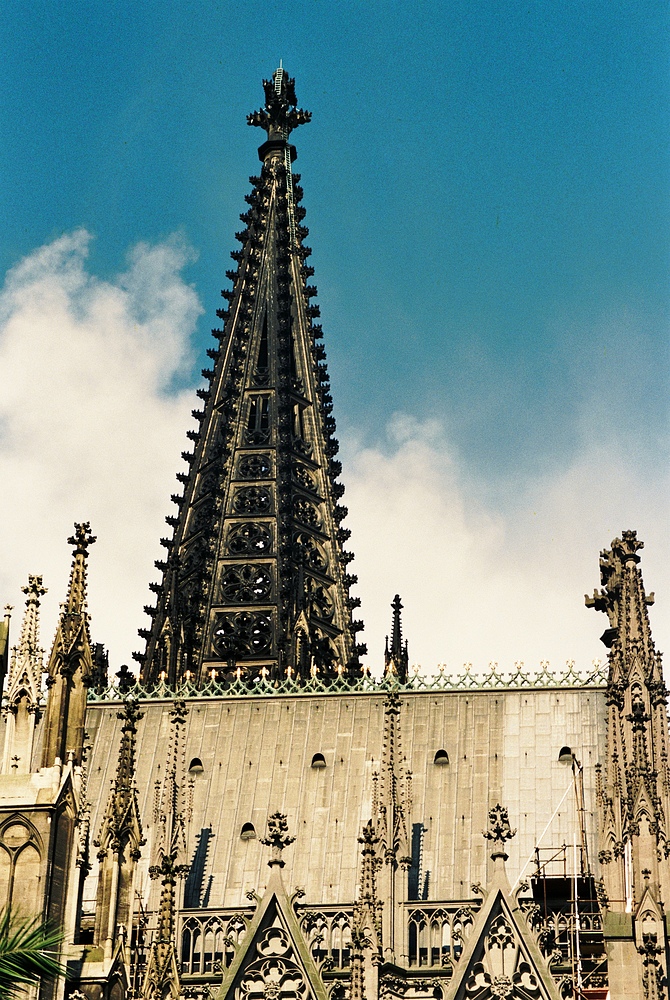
138 69 365 687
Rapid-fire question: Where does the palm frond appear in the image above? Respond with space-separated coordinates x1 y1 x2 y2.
0 908 65 999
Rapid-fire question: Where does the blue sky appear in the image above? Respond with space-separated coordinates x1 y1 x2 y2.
0 1 668 670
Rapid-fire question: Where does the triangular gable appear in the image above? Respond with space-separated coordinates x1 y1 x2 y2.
217 871 328 1000
444 875 561 1000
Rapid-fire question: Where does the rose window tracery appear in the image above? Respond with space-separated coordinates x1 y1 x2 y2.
198 469 221 499
234 487 272 516
239 453 272 479
220 565 272 604
238 928 307 1000
212 612 273 658
193 499 216 531
488 916 515 952
293 464 316 492
293 498 320 528
228 523 272 556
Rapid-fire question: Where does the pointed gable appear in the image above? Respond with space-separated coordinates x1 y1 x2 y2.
219 811 328 1000
138 68 365 687
218 873 328 1000
445 805 561 1000
444 885 561 1000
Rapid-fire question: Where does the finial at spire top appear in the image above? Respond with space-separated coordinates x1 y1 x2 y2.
261 811 295 868
68 521 96 555
384 594 409 682
484 803 516 867
248 67 311 146
391 595 403 657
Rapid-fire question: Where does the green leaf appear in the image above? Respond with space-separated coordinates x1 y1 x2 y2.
0 908 65 999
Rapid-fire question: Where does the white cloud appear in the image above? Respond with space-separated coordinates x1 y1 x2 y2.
0 231 200 669
343 413 670 676
1 232 667 682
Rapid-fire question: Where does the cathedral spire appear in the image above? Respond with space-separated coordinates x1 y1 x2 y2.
0 605 11 696
384 594 409 682
41 523 96 768
588 531 670 993
2 576 46 773
138 69 364 686
5 575 46 710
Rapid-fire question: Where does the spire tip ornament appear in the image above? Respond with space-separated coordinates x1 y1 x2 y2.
484 803 516 864
261 811 295 868
248 66 311 160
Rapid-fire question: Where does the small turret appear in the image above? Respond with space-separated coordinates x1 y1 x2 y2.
41 523 97 768
2 575 46 773
384 594 409 682
0 604 11 697
588 531 670 997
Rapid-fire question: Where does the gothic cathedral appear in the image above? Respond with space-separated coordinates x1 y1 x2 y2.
0 69 668 1000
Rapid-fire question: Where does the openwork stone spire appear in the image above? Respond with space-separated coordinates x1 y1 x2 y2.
138 69 364 686
0 605 11 694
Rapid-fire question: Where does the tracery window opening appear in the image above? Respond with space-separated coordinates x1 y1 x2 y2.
330 916 351 969
253 315 270 385
407 909 473 967
293 402 307 442
181 916 246 975
246 396 271 445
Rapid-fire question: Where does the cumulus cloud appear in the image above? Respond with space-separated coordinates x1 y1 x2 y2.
1 231 667 680
0 230 200 667
343 413 670 675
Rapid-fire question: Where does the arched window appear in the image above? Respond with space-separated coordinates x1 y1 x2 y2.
0 817 42 915
408 911 427 966
188 757 204 773
241 822 256 840
434 749 449 766
14 844 40 915
558 746 573 763
311 752 327 769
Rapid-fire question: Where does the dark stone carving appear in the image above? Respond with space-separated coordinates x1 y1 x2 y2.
212 612 273 658
244 427 271 445
305 578 334 621
238 453 271 479
228 522 272 556
293 498 320 528
293 532 327 571
192 499 215 532
233 487 272 515
220 565 272 603
293 464 316 492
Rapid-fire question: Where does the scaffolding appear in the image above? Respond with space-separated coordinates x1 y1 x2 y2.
531 844 608 999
